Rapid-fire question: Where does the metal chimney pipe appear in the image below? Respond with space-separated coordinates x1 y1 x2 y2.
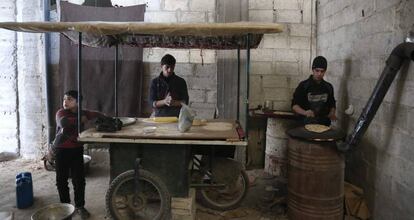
337 41 414 151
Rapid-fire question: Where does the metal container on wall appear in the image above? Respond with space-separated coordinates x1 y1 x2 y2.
286 127 345 220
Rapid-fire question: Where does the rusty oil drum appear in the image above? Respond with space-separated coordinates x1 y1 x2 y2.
286 127 345 220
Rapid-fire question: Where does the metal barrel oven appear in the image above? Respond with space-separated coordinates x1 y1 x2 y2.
286 126 345 220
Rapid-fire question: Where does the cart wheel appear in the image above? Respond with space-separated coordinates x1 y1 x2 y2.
197 169 249 211
106 169 170 220
43 159 56 171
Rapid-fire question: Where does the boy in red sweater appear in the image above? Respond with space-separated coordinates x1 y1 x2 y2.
54 90 103 219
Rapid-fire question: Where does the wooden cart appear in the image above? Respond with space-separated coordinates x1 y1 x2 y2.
0 21 283 219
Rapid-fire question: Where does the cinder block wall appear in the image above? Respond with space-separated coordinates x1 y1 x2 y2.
0 0 46 159
248 0 316 110
317 0 414 218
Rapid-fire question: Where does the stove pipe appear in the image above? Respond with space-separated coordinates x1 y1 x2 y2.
337 41 414 152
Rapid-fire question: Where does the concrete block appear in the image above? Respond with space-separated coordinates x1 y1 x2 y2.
398 132 414 163
190 0 215 11
408 107 414 136
393 157 414 192
206 90 217 103
166 49 190 63
263 87 290 101
188 89 206 102
286 76 303 89
289 36 310 50
248 9 274 22
273 61 300 76
145 11 177 22
142 48 165 63
174 63 195 77
274 0 300 10
194 64 216 78
249 0 273 10
189 49 216 64
250 61 272 75
273 49 300 62
0 114 17 130
144 62 162 76
302 0 314 24
275 9 302 23
289 24 312 37
0 8 15 21
0 0 15 9
190 102 215 118
272 100 291 111
392 182 414 219
374 0 401 12
206 11 215 22
348 78 375 100
250 48 273 62
400 84 414 108
180 12 207 22
263 34 289 49
164 0 189 11
379 103 408 131
249 74 264 98
262 75 288 88
359 9 394 39
372 191 396 220
143 48 190 63
187 76 216 90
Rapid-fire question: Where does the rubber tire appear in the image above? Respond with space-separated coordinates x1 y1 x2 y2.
106 169 171 220
43 159 56 171
197 169 249 211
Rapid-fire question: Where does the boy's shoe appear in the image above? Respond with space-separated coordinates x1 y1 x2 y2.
75 207 91 219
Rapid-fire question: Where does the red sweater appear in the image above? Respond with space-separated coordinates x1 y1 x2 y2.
54 108 101 148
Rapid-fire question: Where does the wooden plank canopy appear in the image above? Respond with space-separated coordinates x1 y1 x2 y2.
0 21 283 49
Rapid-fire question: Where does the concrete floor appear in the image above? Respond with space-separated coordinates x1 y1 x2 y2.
0 149 288 220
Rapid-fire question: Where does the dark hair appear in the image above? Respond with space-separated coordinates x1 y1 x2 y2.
312 56 327 70
64 90 81 102
161 54 176 66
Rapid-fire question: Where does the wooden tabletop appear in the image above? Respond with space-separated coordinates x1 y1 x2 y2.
79 118 247 146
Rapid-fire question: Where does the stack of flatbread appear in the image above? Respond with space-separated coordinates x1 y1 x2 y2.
304 124 331 133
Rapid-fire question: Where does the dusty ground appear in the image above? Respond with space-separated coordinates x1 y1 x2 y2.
0 149 288 220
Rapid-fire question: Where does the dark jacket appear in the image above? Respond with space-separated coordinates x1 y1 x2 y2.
149 72 189 117
292 75 336 125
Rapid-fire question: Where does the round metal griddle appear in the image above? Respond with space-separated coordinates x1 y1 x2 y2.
286 126 346 142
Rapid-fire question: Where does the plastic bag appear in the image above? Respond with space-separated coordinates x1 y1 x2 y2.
178 103 196 132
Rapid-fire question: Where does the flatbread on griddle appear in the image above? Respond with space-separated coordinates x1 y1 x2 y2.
304 124 331 133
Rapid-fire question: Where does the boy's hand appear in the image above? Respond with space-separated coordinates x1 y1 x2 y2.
164 94 172 106
304 110 315 118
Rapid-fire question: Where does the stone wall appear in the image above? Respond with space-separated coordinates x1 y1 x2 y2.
317 0 414 218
